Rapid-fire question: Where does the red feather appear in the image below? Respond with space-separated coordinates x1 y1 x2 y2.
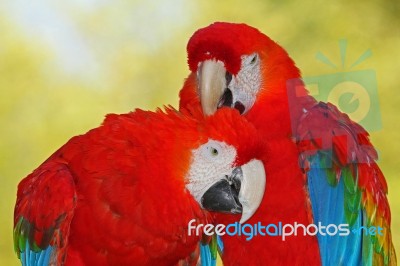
180 22 396 265
14 107 260 265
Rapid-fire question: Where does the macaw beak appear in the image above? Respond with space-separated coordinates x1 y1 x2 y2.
200 159 266 224
198 60 229 116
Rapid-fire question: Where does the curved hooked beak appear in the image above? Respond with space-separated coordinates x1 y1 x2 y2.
201 159 266 224
198 60 230 116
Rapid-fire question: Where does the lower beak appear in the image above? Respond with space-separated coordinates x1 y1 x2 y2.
200 159 266 223
201 179 243 214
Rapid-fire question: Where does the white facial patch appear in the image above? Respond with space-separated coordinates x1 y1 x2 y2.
229 53 262 113
185 139 237 204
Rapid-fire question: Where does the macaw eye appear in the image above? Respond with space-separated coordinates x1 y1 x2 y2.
250 54 258 65
209 147 219 156
200 141 224 161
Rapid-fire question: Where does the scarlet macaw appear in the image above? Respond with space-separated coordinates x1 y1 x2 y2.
13 107 266 266
179 22 396 265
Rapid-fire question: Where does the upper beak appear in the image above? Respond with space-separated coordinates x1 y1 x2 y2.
198 60 227 116
200 159 266 224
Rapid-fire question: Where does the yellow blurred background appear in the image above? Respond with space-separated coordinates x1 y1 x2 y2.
1 1 399 265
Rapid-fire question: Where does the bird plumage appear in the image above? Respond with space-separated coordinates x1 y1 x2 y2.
180 22 396 265
14 106 262 266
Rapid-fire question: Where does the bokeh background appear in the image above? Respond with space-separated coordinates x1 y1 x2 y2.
1 1 399 265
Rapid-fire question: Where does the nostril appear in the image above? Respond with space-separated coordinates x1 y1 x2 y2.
234 101 246 114
218 88 233 108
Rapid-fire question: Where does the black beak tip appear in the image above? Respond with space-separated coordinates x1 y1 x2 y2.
234 101 245 114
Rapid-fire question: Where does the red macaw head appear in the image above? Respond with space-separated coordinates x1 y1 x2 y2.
180 22 302 119
177 107 266 223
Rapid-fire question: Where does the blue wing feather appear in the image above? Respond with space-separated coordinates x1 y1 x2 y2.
200 243 216 266
19 240 53 266
308 153 363 266
217 235 224 254
199 234 224 266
